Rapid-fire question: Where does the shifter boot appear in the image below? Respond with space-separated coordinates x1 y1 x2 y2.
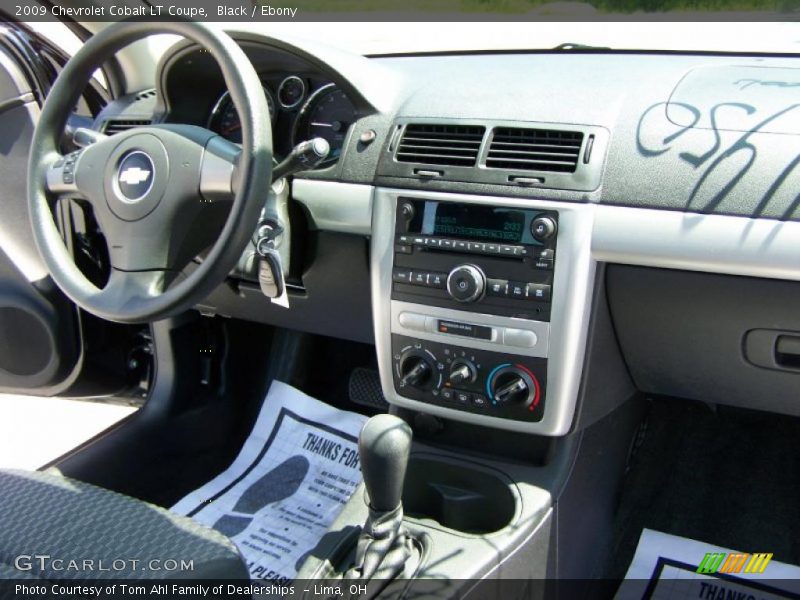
345 504 414 583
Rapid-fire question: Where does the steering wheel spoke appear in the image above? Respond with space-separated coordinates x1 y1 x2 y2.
44 150 81 197
200 135 241 202
97 268 166 318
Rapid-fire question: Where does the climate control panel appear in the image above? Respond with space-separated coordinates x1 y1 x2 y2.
392 334 546 422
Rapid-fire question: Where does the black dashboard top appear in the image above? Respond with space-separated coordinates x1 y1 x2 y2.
96 33 800 222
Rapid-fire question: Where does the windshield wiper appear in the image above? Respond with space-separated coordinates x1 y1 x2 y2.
553 42 611 50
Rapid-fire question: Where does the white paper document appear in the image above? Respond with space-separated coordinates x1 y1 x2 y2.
615 529 800 600
172 381 368 583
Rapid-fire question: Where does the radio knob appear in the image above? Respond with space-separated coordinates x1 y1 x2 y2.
399 201 415 225
446 265 486 303
531 216 557 242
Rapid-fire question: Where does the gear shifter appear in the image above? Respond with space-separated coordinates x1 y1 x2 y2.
359 414 412 511
346 414 414 589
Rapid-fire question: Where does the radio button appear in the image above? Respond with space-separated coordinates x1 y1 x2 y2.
398 312 428 332
428 272 447 288
503 328 538 348
527 283 552 301
509 282 527 299
534 258 554 270
468 242 486 253
538 248 555 260
392 268 412 284
394 243 413 254
499 244 522 256
454 240 469 251
411 271 428 285
412 237 426 245
441 239 455 249
487 279 509 297
486 243 500 253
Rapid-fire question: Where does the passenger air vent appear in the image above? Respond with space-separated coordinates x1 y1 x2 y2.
486 127 584 173
102 119 151 135
396 124 485 167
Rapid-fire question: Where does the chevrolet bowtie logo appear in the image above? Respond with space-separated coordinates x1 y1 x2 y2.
119 167 151 186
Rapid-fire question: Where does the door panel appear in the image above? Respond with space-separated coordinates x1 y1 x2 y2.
0 40 81 393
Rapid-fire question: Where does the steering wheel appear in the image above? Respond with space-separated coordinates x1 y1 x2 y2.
28 21 272 324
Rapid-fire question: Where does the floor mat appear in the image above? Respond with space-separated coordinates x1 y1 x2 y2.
172 381 367 582
615 529 800 600
608 400 800 580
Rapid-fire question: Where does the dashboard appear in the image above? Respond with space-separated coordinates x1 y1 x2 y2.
92 32 800 437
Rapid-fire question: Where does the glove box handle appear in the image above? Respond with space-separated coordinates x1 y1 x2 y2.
744 329 800 372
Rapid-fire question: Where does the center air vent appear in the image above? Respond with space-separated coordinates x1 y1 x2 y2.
396 124 485 167
486 127 583 173
102 119 151 135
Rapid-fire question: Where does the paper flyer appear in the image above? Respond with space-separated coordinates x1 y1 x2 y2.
172 381 368 583
615 529 800 600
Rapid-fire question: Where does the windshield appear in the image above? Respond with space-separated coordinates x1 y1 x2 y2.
236 22 800 56
25 19 800 59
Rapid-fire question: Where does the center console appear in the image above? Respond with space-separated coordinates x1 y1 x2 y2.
392 197 557 423
372 188 596 435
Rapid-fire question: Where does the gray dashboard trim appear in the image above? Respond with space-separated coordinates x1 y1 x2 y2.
302 178 800 283
292 179 373 235
390 300 551 359
592 206 800 282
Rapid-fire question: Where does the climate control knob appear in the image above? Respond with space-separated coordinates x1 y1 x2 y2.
449 359 476 385
487 365 538 407
398 353 436 391
446 264 486 303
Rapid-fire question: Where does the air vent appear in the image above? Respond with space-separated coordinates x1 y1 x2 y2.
486 127 584 173
396 124 485 167
102 119 151 135
135 89 156 101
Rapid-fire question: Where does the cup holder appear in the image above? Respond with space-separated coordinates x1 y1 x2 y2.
402 455 516 534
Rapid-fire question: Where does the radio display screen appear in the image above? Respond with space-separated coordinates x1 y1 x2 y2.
409 200 537 244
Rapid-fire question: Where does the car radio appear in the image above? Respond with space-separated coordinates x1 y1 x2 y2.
392 198 558 321
388 198 559 423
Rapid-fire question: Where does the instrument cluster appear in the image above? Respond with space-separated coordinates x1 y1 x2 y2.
207 73 357 165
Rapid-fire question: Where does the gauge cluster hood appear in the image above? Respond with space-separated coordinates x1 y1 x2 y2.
156 30 405 117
